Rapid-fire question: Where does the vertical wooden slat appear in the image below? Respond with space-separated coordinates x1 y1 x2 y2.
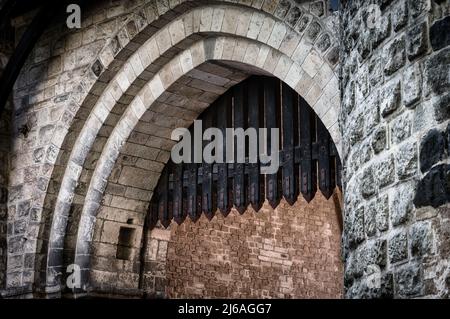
264 77 280 208
317 118 332 199
281 82 297 205
336 156 342 190
299 99 316 202
248 78 262 211
187 127 200 222
158 167 171 227
202 109 214 220
233 83 246 214
172 163 184 225
217 94 230 215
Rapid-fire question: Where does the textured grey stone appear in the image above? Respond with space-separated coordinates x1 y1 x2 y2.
365 201 377 237
389 231 408 264
361 166 376 199
326 46 339 66
424 47 450 96
419 129 445 173
383 36 406 76
391 182 415 226
306 21 321 42
430 16 450 51
375 195 389 232
347 110 365 146
396 142 417 180
374 14 391 49
433 93 450 123
409 0 430 19
368 56 383 87
395 265 423 297
375 155 395 188
407 20 429 61
372 126 387 154
295 15 311 33
316 33 331 52
274 0 291 19
414 164 450 208
349 207 365 248
403 64 422 107
310 1 324 17
381 80 401 117
391 113 412 145
285 7 302 27
410 222 432 257
391 0 408 31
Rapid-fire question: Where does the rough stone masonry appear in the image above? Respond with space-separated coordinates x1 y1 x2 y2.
0 0 448 299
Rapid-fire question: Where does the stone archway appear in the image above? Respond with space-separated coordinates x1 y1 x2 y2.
26 1 341 296
1 0 448 300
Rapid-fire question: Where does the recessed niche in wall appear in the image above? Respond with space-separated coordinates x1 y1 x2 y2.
116 227 135 260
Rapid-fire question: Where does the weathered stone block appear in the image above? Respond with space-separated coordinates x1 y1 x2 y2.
295 14 311 33
383 36 406 76
391 182 415 226
430 16 450 51
361 166 376 199
365 239 387 268
365 201 376 237
372 126 387 154
347 110 364 146
407 20 429 61
403 64 422 107
424 48 450 96
410 222 432 257
285 7 302 27
316 33 331 52
274 0 290 19
447 123 450 153
388 231 408 264
433 93 450 123
376 154 395 188
396 142 417 180
395 265 423 298
374 15 391 49
419 129 445 173
414 164 450 208
310 1 324 17
375 195 389 232
391 112 412 145
349 207 365 248
368 56 383 87
305 21 322 42
357 29 373 60
391 0 408 31
409 0 430 19
381 80 401 117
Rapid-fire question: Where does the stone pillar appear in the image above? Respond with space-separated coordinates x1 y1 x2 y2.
340 0 449 298
141 227 170 298
0 23 14 291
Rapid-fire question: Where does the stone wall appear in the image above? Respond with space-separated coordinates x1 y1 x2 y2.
165 193 343 299
0 0 340 296
88 191 343 299
1 0 448 299
340 0 450 298
0 18 14 290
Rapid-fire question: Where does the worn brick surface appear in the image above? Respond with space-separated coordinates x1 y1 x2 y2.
165 193 343 299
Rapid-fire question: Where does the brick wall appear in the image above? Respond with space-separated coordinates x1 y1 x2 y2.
165 191 343 299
